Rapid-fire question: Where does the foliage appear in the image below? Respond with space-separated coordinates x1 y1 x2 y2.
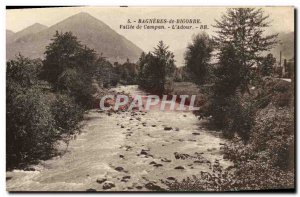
260 53 276 76
51 94 84 138
116 59 139 85
6 56 58 169
200 44 253 141
138 41 176 94
7 55 43 88
7 48 86 170
214 8 278 93
184 32 214 85
7 85 58 170
41 31 98 109
169 78 294 191
170 8 293 191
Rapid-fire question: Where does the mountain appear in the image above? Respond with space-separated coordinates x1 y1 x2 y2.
8 23 48 44
7 12 143 63
6 30 15 43
270 32 294 61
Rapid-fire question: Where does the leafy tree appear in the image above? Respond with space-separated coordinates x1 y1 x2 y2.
184 32 214 84
138 41 176 94
117 59 138 85
137 52 150 86
6 56 57 169
6 44 88 169
7 55 43 88
96 57 120 87
260 53 276 76
214 8 278 93
41 31 97 108
203 44 254 141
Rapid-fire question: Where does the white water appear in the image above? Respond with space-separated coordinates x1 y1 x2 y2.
6 85 231 191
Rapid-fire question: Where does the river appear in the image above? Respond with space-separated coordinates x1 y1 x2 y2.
6 85 231 191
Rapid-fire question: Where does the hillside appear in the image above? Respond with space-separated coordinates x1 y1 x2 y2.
6 30 15 43
7 23 48 44
271 32 294 61
7 12 143 63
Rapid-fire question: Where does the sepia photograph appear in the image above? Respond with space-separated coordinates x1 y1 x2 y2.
5 6 295 192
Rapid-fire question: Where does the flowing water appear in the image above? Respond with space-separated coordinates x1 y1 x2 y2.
6 85 231 191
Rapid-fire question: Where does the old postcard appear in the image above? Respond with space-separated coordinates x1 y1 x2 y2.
6 6 295 192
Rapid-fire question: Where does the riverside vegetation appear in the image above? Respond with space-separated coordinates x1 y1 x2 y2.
7 31 139 170
6 8 294 191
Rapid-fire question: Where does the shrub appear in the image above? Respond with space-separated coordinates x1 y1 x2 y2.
41 31 98 109
6 55 86 170
6 85 58 169
57 68 96 108
51 94 84 138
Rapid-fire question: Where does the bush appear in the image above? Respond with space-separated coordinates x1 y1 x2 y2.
51 94 84 138
250 106 294 169
203 94 253 141
57 68 96 108
6 55 86 170
6 85 58 169
41 31 98 109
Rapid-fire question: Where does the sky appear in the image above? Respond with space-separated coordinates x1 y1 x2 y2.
6 6 294 53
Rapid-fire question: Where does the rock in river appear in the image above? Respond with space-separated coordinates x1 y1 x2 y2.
174 166 185 170
115 166 124 172
102 181 115 190
145 182 163 191
96 178 107 184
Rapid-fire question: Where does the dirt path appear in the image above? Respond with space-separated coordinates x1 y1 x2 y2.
6 85 231 191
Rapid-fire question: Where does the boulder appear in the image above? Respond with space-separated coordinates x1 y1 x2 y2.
102 181 115 190
145 182 163 191
115 166 124 172
174 166 185 170
167 177 176 181
96 178 107 184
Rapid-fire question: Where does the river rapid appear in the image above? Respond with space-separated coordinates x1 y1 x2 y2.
6 85 231 191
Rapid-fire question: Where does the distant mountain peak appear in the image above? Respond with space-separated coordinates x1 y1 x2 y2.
67 12 100 21
30 23 48 28
10 23 48 42
74 12 93 17
20 23 48 32
7 12 143 63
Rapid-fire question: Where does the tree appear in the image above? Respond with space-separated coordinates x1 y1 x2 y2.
202 43 254 141
138 41 176 94
41 31 82 85
185 32 214 84
214 8 278 93
260 53 276 76
6 56 57 169
41 31 98 108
